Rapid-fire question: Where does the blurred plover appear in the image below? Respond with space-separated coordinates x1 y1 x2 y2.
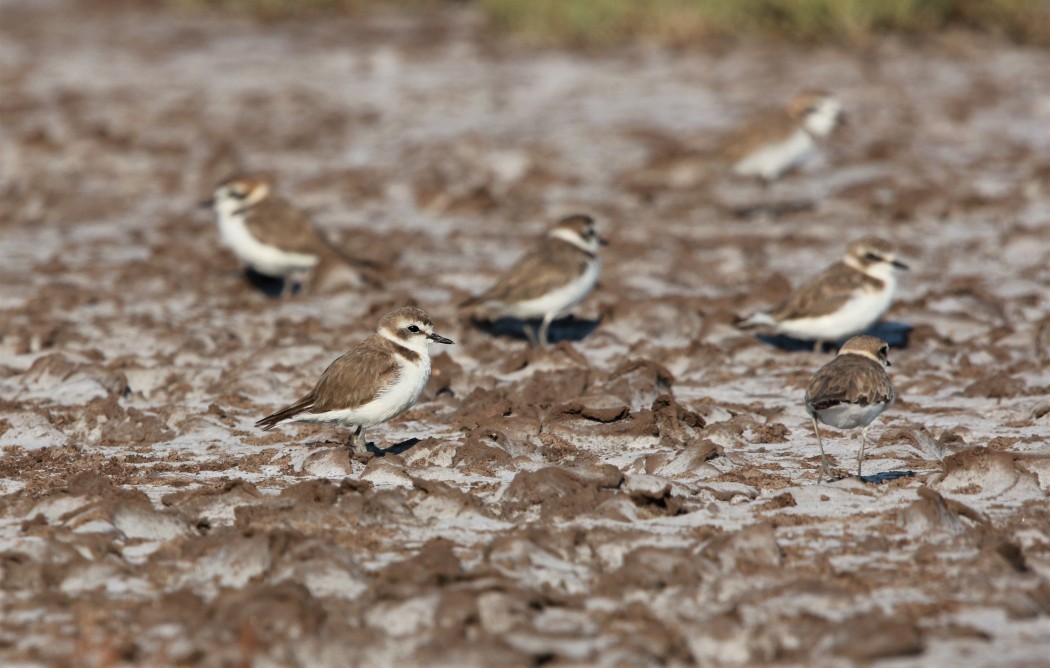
735 237 908 351
256 307 453 454
205 175 366 295
719 90 844 182
805 335 895 481
460 214 605 347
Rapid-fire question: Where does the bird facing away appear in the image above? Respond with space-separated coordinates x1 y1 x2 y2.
256 307 453 455
460 214 605 347
805 335 895 481
206 175 367 295
719 90 844 183
735 237 908 351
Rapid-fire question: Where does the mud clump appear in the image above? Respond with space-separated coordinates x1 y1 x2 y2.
501 464 624 519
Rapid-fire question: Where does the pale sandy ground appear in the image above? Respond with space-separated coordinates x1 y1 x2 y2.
1 1 1050 665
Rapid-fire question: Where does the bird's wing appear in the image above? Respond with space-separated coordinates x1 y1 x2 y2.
806 356 894 410
769 262 870 322
243 197 330 255
307 338 404 413
718 110 799 163
462 240 589 307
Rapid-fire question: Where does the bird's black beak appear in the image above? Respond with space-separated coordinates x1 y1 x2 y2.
199 198 215 210
892 259 909 270
598 234 609 246
428 333 454 345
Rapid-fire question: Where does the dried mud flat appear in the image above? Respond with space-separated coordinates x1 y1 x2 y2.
2 1 1050 666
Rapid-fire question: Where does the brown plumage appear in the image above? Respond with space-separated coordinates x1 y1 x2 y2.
242 194 351 262
718 109 804 164
768 262 885 322
805 350 895 412
253 307 452 455
804 335 895 481
735 236 907 350
460 236 593 308
717 89 843 182
459 214 604 347
255 336 415 431
209 175 379 293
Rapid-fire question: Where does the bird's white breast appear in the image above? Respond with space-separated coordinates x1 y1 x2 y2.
500 258 600 320
217 211 318 278
733 128 815 181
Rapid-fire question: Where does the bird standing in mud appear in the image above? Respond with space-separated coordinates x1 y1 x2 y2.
256 307 453 455
735 237 908 352
459 214 606 348
718 90 844 183
805 335 896 481
205 175 372 295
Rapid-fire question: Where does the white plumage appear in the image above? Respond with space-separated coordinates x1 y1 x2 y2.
216 208 318 277
732 128 816 182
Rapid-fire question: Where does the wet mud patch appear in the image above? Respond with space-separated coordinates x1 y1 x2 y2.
1 1 1049 665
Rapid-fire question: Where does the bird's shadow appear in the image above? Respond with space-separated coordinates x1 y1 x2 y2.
861 469 916 484
825 469 916 485
244 267 299 298
469 315 602 344
366 438 420 457
756 321 913 353
730 197 817 219
305 437 421 458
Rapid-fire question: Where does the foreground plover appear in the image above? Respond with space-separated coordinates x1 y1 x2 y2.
460 214 605 347
805 335 895 481
718 90 844 182
206 175 365 295
735 237 908 351
256 307 453 454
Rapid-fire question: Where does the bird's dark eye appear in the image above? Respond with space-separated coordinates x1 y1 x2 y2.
864 252 882 262
230 190 247 200
407 325 420 333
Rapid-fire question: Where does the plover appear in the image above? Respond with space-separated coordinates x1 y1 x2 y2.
205 175 366 295
460 214 605 347
256 307 453 454
805 335 895 481
719 90 844 182
735 237 908 351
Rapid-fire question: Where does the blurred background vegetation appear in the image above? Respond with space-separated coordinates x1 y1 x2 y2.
174 0 1050 46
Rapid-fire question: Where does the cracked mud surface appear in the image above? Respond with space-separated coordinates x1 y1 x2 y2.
2 2 1050 665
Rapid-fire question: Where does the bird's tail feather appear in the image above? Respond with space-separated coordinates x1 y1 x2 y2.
458 294 480 311
255 397 313 431
314 250 383 290
734 311 776 330
319 238 382 271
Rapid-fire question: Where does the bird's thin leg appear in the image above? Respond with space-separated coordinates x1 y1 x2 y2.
812 414 830 483
857 425 870 479
348 425 368 455
280 275 296 299
538 313 555 348
813 339 824 354
756 177 773 219
522 321 539 348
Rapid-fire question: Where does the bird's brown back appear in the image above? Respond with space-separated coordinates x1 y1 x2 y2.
771 262 884 321
461 237 592 308
806 353 894 412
